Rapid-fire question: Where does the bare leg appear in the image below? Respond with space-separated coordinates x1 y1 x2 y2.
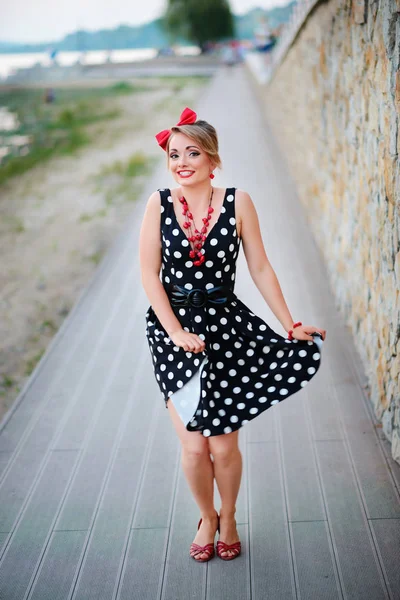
167 398 219 560
208 430 242 558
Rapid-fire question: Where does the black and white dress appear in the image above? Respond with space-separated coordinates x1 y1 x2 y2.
145 187 323 437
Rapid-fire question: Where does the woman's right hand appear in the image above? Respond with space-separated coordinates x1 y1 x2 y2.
169 328 206 354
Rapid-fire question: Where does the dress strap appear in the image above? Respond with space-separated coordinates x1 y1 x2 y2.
158 188 174 224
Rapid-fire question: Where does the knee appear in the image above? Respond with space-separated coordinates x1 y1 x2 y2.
211 446 241 467
181 443 210 464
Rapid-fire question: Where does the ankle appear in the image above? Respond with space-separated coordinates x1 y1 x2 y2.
219 508 236 519
201 510 218 522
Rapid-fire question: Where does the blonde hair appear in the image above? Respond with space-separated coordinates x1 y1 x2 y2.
166 120 222 170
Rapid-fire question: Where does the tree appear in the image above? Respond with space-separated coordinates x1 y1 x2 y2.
164 0 235 51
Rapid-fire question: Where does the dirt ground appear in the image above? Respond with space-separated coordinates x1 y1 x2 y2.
0 75 209 422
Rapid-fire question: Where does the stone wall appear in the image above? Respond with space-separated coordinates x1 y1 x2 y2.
256 0 400 462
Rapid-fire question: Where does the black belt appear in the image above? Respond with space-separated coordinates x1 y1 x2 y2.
167 284 236 308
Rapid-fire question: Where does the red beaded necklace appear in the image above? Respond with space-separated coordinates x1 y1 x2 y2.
179 187 214 267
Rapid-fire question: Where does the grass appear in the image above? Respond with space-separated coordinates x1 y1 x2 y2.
88 151 157 213
0 81 150 186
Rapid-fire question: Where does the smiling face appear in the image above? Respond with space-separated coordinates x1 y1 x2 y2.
168 132 215 187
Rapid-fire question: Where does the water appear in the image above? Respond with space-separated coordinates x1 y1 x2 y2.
0 46 200 80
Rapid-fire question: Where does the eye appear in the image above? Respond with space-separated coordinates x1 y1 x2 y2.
169 153 179 159
189 151 200 157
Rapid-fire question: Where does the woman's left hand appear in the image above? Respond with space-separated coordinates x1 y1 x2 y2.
291 325 326 342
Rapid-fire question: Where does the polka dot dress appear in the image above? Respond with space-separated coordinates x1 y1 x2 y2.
145 188 324 437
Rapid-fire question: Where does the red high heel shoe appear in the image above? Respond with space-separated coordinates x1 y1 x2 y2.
189 513 220 562
216 516 241 561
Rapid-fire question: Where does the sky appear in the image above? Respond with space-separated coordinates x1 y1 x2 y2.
0 0 291 43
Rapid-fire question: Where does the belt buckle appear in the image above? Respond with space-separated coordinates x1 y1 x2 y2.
188 288 207 308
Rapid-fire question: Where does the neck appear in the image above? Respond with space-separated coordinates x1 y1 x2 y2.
179 180 213 206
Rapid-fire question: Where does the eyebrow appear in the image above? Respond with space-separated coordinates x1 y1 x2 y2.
169 145 200 152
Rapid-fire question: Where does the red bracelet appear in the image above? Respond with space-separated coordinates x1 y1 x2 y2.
287 322 302 340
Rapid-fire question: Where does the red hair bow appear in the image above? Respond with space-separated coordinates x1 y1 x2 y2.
155 107 197 151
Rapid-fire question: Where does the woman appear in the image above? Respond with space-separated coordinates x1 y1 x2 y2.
139 107 326 563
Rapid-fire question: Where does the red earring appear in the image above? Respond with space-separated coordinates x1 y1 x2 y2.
209 173 215 179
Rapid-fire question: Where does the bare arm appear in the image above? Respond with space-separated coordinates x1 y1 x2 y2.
139 191 205 353
139 191 183 335
236 190 326 341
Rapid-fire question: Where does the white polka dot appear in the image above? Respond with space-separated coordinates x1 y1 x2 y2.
186 369 192 377
160 364 166 371
288 377 296 383
203 429 211 437
217 250 225 258
241 376 250 383
300 380 309 387
249 407 258 414
172 228 179 236
212 418 220 426
281 362 288 368
205 261 214 267
227 194 234 202
313 353 320 360
174 250 182 258
179 309 186 316
177 361 183 368
229 369 237 376
299 350 307 357
195 271 203 279
203 409 208 417
168 372 174 379
205 282 214 289
259 324 267 331
277 350 284 358
218 409 226 416
293 363 302 370
221 381 229 388
221 227 228 235
279 388 289 395
246 392 255 398
246 349 254 356
185 261 193 268
225 350 233 358
258 396 267 403
194 315 202 323
254 382 263 389
184 283 193 289
274 374 283 381
177 380 183 387
181 239 189 246
224 427 233 433
230 415 239 423
221 318 228 325
216 362 224 369
209 307 216 315
233 387 241 394
224 397 233 404
237 403 246 410
263 346 270 354
271 399 280 405
270 362 278 369
307 367 316 375
210 238 218 246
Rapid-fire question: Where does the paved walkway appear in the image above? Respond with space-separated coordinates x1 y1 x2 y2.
0 65 399 600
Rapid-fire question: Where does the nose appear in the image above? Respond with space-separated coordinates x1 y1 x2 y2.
177 157 188 168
